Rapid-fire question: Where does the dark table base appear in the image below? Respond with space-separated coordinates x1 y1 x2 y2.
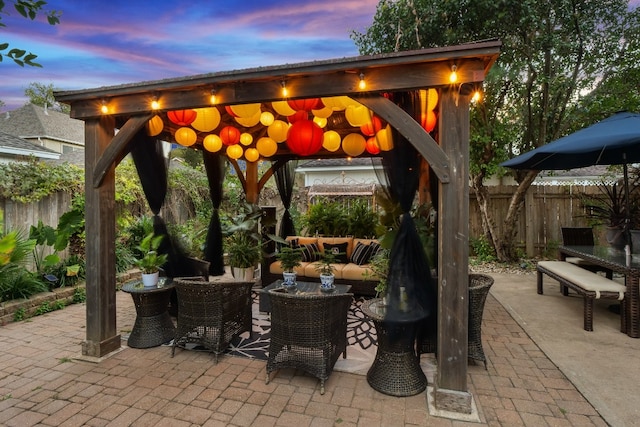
128 312 175 349
366 309 427 397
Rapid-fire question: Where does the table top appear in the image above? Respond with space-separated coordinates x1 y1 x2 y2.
560 245 640 274
264 279 351 296
121 278 175 294
361 298 428 323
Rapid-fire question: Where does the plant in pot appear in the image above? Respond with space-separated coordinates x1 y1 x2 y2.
223 202 263 281
134 232 168 287
226 233 262 281
314 250 339 290
275 245 303 287
368 248 390 303
580 180 640 249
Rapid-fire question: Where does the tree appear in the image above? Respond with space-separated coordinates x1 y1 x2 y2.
0 0 61 67
352 0 640 261
24 81 69 113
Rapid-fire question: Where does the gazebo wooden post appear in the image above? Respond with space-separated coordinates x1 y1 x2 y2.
245 160 259 204
434 87 472 412
82 116 121 358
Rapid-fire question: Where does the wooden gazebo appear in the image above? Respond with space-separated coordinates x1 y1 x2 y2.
56 39 501 414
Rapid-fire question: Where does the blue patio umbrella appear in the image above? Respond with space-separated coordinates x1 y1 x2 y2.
501 111 640 240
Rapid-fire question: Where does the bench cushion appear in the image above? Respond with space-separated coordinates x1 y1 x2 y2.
537 261 625 299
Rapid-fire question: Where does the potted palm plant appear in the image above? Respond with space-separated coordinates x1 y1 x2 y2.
223 203 263 281
134 232 168 287
275 245 303 287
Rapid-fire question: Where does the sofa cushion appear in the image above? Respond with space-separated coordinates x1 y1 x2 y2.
317 237 353 257
269 261 309 276
322 242 349 263
350 241 374 265
286 236 318 246
341 263 378 281
300 243 320 262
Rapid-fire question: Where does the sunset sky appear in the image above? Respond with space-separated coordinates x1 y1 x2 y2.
0 0 378 111
2 1 639 112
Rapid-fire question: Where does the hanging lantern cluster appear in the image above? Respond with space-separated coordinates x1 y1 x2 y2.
145 94 419 161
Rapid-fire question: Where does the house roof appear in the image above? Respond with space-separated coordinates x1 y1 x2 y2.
0 130 60 159
0 104 85 146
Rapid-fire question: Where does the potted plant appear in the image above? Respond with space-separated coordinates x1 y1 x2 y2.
134 232 168 287
368 248 390 304
314 250 339 290
223 203 263 281
581 181 640 249
226 233 262 281
275 245 303 287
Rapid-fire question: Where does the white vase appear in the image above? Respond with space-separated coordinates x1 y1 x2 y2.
282 271 297 287
141 272 159 287
320 273 335 290
232 266 255 281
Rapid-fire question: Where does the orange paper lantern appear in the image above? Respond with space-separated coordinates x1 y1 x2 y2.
229 103 261 118
342 133 366 157
421 110 437 133
272 100 296 116
168 110 197 126
191 107 220 132
146 115 164 136
203 134 222 152
375 125 394 151
244 147 260 162
226 144 243 160
366 137 380 154
322 130 341 152
345 104 371 127
175 127 197 147
360 115 383 136
256 137 278 157
267 120 289 143
219 126 241 146
286 120 323 156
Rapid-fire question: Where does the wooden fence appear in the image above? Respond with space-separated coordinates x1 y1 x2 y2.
469 184 604 257
1 184 605 259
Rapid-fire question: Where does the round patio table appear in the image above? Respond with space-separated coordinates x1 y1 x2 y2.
121 279 176 348
362 298 427 396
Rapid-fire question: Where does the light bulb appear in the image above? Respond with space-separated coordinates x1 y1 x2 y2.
358 73 366 90
449 65 458 84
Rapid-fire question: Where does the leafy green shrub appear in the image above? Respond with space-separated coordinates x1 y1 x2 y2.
42 254 85 289
72 287 86 304
470 236 497 263
347 199 378 238
13 307 26 322
0 231 48 302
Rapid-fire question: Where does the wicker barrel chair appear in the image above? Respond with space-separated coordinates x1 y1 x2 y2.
171 278 253 363
417 273 494 368
265 289 353 394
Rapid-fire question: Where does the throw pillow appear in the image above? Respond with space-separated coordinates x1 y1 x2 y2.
323 242 349 264
368 241 382 258
350 241 374 265
288 238 299 248
301 243 320 262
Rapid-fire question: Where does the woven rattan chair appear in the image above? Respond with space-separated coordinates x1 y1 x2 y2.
561 227 613 279
265 289 353 394
171 278 253 363
417 273 494 368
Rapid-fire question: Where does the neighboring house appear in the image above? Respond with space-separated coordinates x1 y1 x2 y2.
0 130 60 163
0 103 84 155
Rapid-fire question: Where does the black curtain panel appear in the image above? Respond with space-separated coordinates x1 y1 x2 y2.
377 92 436 323
130 131 185 277
274 159 298 238
203 150 226 276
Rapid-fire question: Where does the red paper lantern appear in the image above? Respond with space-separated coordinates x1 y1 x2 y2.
219 126 241 146
286 120 323 156
287 110 308 124
167 109 197 126
366 137 381 154
287 98 321 112
360 115 383 136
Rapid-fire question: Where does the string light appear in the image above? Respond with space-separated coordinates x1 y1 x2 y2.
472 90 481 103
281 80 288 97
100 99 108 114
210 88 217 105
358 73 366 90
449 65 458 84
151 95 160 110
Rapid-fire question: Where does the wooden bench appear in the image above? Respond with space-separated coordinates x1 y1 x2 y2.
536 261 625 331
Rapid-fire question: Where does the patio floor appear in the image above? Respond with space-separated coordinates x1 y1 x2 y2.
0 271 631 426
